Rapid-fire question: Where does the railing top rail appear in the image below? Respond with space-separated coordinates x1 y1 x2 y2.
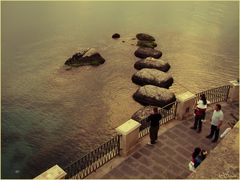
195 85 231 95
63 133 120 170
161 101 177 109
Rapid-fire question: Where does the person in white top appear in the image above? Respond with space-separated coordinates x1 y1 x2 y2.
206 104 224 143
191 94 208 133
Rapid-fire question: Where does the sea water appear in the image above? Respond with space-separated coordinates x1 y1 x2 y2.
1 1 239 178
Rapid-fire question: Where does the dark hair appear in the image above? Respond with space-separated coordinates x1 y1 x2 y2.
192 147 201 159
216 104 221 110
153 107 158 114
200 94 207 105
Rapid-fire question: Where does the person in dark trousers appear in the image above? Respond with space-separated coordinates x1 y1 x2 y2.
206 104 224 143
147 107 162 145
191 94 208 133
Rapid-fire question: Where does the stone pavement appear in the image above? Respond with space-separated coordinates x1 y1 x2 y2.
88 101 239 179
189 121 239 179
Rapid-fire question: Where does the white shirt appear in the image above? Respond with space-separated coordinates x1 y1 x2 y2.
197 100 208 109
211 110 224 126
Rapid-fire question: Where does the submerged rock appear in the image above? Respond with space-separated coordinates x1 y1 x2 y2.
136 33 155 41
132 68 173 88
112 33 120 39
64 48 105 67
137 40 157 48
134 57 170 72
131 106 156 122
134 47 162 59
133 85 176 107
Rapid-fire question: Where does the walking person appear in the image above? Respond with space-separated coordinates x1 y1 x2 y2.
206 104 224 143
147 107 162 145
191 94 208 133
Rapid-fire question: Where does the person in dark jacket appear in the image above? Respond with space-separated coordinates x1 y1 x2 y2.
147 107 162 145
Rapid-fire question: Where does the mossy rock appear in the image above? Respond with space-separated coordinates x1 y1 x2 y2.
137 40 157 48
136 33 155 41
65 48 105 68
134 47 162 59
133 85 176 107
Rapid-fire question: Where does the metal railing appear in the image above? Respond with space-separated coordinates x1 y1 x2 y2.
63 134 121 179
139 101 178 138
195 85 231 104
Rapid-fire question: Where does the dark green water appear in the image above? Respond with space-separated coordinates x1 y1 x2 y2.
1 1 239 178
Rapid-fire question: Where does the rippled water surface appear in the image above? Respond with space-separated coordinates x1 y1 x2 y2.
1 1 239 178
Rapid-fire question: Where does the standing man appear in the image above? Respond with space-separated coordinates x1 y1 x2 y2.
206 104 224 143
147 107 162 145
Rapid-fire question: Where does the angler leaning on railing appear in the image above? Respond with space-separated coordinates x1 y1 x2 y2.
139 101 178 138
63 134 121 179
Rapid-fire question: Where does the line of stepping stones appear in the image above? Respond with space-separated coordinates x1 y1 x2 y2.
64 33 177 122
130 33 176 122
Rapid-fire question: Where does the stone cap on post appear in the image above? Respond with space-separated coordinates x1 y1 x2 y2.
116 119 141 135
176 91 196 120
34 165 67 179
229 80 239 86
228 80 239 102
115 119 141 156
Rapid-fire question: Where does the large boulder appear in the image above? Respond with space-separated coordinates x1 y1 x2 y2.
132 68 173 88
134 47 162 59
137 40 157 49
64 48 105 67
134 57 170 72
133 85 176 107
136 33 155 41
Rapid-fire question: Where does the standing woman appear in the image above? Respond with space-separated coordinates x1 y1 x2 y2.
191 94 208 133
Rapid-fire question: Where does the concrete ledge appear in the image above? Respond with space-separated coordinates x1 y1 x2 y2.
188 122 239 179
34 165 66 179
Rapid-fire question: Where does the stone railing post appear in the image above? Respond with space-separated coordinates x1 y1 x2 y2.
228 80 239 102
176 91 196 120
115 119 141 156
34 165 67 179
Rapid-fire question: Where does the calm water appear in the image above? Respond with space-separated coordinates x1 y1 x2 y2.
1 1 239 178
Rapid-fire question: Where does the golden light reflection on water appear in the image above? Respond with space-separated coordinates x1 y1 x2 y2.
1 1 239 178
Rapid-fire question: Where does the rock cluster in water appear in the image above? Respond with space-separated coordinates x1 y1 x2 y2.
62 32 176 122
131 33 176 121
64 48 106 67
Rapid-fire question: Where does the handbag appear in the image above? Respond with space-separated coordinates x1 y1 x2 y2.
188 161 196 172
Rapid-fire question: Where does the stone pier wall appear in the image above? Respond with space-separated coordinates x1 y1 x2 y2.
188 122 239 179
